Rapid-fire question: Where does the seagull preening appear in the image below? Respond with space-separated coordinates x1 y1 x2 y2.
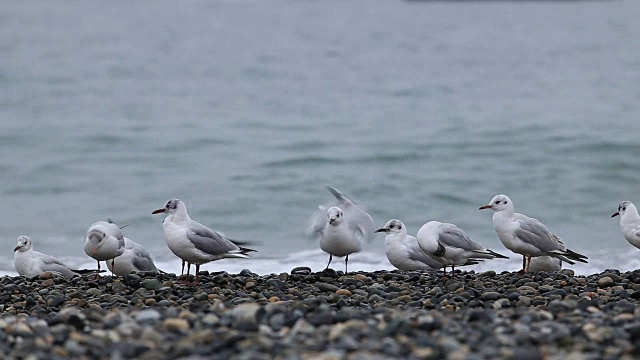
14 236 83 277
416 221 509 276
84 221 126 277
308 187 375 273
611 201 640 250
480 194 588 273
106 238 158 276
375 219 443 271
152 198 256 285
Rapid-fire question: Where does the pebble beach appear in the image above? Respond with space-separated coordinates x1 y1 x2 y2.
1 268 639 359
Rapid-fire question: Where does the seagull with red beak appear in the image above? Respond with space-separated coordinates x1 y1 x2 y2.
479 194 587 272
152 198 255 285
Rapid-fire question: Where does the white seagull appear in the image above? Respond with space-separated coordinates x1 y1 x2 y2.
14 236 81 277
84 220 126 277
308 187 375 273
374 219 443 271
480 194 588 272
611 201 640 250
152 198 256 284
416 221 509 276
106 238 158 276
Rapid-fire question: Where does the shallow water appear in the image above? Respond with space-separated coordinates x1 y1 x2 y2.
1 0 640 275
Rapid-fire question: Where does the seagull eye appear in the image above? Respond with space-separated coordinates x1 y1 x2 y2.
623 207 626 211
494 200 500 204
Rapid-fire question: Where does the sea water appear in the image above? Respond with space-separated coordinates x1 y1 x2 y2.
2 0 640 276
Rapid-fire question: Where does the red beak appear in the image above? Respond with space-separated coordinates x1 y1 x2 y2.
14 246 21 252
152 208 167 214
479 204 492 210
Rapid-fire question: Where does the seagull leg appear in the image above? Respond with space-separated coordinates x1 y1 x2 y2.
521 256 526 273
526 256 532 273
345 255 349 274
95 261 101 280
451 264 455 278
194 264 200 286
111 258 116 276
181 260 185 275
325 254 333 270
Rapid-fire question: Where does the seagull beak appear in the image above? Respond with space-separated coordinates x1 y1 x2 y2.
611 211 620 218
328 218 335 225
152 208 167 214
14 246 21 252
479 204 492 210
374 228 389 233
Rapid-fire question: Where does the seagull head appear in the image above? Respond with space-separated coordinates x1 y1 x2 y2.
85 221 124 256
14 236 32 252
375 219 406 235
327 207 343 225
612 201 635 219
480 194 512 212
152 198 184 215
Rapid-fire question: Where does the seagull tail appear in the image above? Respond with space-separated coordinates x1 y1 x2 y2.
238 246 257 254
471 249 510 260
548 249 588 264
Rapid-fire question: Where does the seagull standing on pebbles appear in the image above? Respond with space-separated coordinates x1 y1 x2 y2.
480 194 588 272
84 221 126 277
611 201 640 250
374 219 443 271
308 187 375 273
152 198 255 284
416 221 509 276
14 236 80 277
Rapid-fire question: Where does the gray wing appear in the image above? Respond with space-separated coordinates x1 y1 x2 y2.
406 239 443 269
514 218 559 252
187 221 239 255
327 186 356 206
437 223 483 251
346 208 375 242
128 241 157 272
39 254 76 276
307 206 327 240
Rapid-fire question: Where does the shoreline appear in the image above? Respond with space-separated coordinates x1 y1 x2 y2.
1 268 639 359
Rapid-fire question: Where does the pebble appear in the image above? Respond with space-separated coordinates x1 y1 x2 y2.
0 268 637 359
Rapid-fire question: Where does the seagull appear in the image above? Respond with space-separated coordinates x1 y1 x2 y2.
611 201 640 250
152 198 256 284
308 187 375 273
84 220 126 277
480 194 588 272
106 238 158 276
416 221 509 276
374 219 443 271
14 236 82 277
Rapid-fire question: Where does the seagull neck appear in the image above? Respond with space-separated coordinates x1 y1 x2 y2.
169 210 191 224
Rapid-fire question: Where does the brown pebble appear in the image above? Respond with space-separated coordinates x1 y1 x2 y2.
145 298 157 306
269 296 280 302
163 318 190 332
41 279 55 287
39 272 54 280
208 294 218 300
355 274 367 281
335 289 352 296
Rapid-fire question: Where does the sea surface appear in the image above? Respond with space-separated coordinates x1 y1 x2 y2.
2 0 640 276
